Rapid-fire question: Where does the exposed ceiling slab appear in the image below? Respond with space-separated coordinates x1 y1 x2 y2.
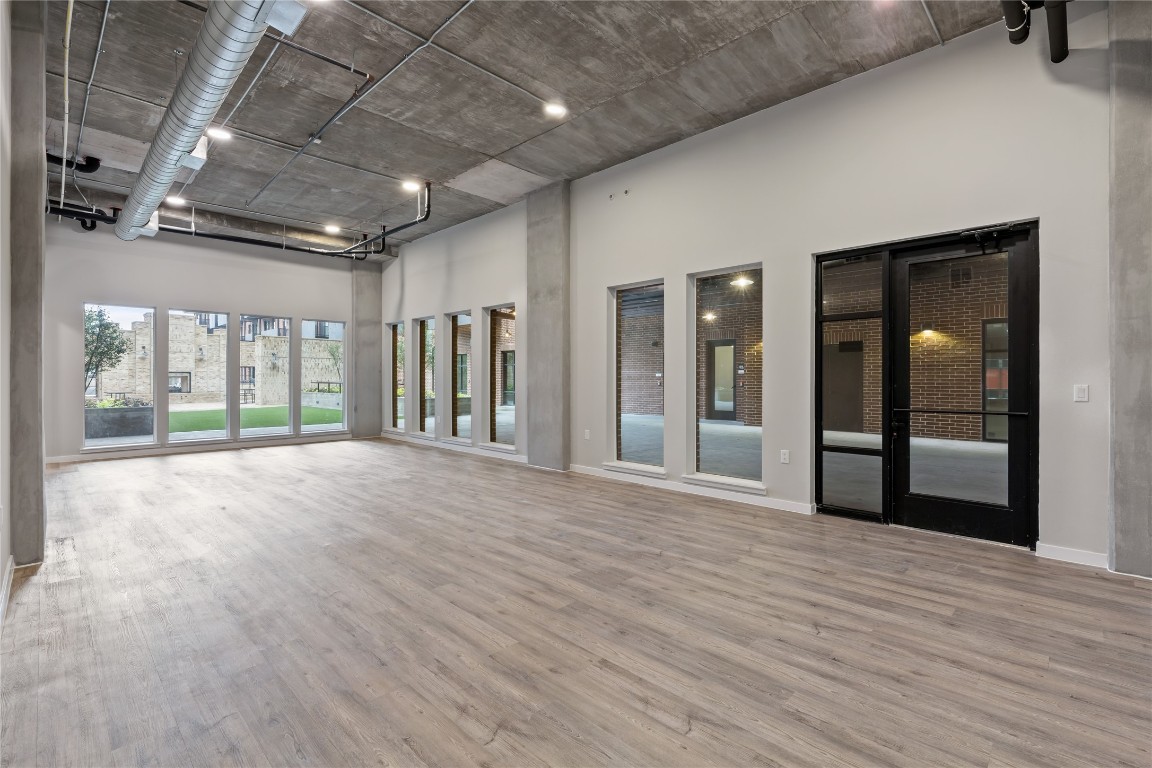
43 0 1005 252
445 159 554 205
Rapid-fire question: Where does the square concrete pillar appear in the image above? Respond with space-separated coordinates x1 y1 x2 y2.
525 181 571 470
350 259 384 438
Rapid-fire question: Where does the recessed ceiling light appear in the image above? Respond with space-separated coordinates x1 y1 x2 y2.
402 180 422 192
205 127 231 140
544 102 568 118
165 195 186 206
324 224 340 234
731 277 754 287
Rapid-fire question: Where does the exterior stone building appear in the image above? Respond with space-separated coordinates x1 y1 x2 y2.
90 313 344 410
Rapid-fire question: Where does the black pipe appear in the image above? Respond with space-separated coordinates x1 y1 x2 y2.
1002 0 1030 44
45 204 400 260
1045 1 1069 63
47 152 101 173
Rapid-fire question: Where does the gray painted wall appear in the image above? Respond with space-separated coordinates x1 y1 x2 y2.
351 260 383 438
1109 1 1152 577
525 182 571 471
9 0 46 567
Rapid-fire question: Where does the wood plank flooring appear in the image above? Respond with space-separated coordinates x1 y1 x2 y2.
2 439 1149 767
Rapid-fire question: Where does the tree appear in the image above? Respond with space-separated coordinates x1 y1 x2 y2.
84 307 131 395
326 343 343 382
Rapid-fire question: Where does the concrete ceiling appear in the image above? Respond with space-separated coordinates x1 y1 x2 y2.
44 0 1003 253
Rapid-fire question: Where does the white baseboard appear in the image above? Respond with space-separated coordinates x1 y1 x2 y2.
570 464 814 515
1036 543 1109 569
1 555 14 633
46 430 350 464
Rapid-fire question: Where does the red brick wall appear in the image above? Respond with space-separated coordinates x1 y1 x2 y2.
909 252 1008 441
821 255 882 315
617 290 664 417
695 270 763 427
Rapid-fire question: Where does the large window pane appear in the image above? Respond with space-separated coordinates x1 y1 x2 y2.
822 451 883 513
695 269 762 481
390 322 405 430
821 318 882 449
84 304 155 447
908 252 1010 505
451 313 472 439
302 320 344 433
418 318 435 434
490 307 516 445
820 253 882 315
239 314 291 437
168 310 228 441
616 284 663 466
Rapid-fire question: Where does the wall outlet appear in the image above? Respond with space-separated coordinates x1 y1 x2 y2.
780 449 790 464
1073 384 1090 402
584 429 590 440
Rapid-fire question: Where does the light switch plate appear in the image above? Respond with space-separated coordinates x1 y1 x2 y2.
1073 384 1090 402
780 449 790 464
583 429 590 440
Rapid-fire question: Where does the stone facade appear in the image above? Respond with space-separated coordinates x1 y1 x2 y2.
92 313 344 409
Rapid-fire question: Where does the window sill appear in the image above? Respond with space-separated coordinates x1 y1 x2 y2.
601 461 667 480
478 442 516 454
441 437 473 447
81 441 160 454
407 432 436 441
681 472 767 495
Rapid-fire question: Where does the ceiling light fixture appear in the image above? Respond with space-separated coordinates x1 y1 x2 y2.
731 277 754 287
544 102 568 118
325 224 340 234
166 195 186 206
703 312 717 322
205 126 232 140
402 180 422 192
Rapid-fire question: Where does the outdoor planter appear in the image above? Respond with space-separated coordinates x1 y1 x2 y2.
85 406 155 439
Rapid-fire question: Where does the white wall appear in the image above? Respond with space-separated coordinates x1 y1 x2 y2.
571 5 1111 556
1 0 13 578
384 5 1114 559
44 221 354 460
383 203 528 450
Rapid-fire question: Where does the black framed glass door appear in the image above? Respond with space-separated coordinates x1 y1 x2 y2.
815 222 1039 549
706 340 738 420
890 228 1037 546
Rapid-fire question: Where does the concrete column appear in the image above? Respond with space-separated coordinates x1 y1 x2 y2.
525 181 571 470
9 1 46 566
1109 2 1152 577
350 260 383 438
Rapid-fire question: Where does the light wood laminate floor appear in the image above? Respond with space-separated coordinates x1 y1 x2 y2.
3 439 1149 767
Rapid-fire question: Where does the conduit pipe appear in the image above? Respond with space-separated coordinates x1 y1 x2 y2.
57 0 75 217
49 180 431 258
114 0 278 240
72 0 111 205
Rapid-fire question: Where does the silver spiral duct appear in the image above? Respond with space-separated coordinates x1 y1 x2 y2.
115 0 276 240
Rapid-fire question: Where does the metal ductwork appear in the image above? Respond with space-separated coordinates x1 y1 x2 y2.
115 1 279 240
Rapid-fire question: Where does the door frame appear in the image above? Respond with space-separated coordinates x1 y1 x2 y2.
812 220 1039 549
705 339 738 421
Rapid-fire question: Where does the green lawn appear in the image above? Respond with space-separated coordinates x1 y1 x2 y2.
168 406 342 433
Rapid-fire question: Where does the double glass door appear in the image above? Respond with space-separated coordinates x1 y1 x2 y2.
816 223 1038 548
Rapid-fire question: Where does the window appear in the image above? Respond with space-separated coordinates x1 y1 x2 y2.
240 366 256 384
695 269 762 481
450 313 472 439
239 314 291 437
168 309 228 441
168 373 192 393
418 318 435 434
817 254 883 513
489 307 516 445
983 320 1009 441
302 320 345 433
390 322 405 430
84 304 156 448
616 283 664 466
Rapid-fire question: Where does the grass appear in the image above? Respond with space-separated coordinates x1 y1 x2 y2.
168 406 342 433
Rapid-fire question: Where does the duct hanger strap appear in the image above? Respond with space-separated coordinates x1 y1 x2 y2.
1005 1 1030 32
115 0 280 240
